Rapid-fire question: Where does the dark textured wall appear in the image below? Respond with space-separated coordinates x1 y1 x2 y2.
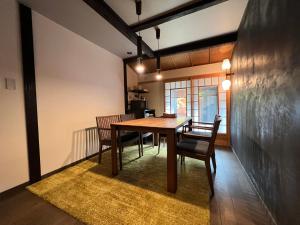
231 0 300 224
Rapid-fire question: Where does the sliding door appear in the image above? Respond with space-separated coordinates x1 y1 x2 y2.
191 76 227 134
164 74 230 146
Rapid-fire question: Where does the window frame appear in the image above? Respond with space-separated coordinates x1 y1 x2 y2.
163 73 230 137
164 78 191 117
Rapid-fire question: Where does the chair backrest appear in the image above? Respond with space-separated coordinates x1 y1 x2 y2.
120 113 135 121
96 115 120 141
214 114 221 123
162 113 177 118
207 117 222 156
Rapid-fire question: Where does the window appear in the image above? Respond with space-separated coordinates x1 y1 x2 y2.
198 86 218 123
164 75 227 134
192 76 227 134
165 80 191 117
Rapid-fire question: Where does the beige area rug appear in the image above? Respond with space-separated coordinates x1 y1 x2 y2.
28 145 210 225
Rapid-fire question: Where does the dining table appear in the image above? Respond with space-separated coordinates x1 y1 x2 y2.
110 117 192 193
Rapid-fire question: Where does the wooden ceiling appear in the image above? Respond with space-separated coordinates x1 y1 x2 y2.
128 42 235 74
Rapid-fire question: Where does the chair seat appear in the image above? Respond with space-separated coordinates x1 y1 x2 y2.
177 139 209 155
102 131 139 144
120 131 139 142
185 130 212 137
142 132 153 138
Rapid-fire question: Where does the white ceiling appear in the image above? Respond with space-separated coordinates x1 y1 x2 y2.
19 0 248 58
106 0 248 50
105 0 193 25
19 0 137 58
140 0 248 50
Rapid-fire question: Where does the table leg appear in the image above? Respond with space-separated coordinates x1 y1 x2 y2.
167 130 177 193
111 126 118 176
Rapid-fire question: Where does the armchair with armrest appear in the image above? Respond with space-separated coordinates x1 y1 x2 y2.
183 114 221 140
177 116 222 196
180 115 221 168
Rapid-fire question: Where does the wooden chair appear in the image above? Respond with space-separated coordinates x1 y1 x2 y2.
158 113 177 153
96 115 140 170
183 114 220 138
176 117 221 196
121 114 154 156
182 115 221 166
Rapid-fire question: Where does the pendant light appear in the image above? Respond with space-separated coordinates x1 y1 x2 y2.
134 0 145 74
221 59 232 91
155 27 162 80
135 36 145 74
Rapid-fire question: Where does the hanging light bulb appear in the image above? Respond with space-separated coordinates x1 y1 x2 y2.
155 54 162 80
156 74 162 80
221 58 232 91
135 57 145 74
155 27 162 80
222 79 231 91
222 59 231 71
135 0 145 74
155 69 162 80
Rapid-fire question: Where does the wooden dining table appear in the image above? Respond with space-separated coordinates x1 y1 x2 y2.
110 117 192 193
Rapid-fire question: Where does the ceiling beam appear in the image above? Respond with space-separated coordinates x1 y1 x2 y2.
124 32 238 63
130 0 228 32
83 0 154 57
157 31 237 56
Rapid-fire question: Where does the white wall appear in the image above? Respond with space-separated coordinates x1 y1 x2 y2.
126 65 138 88
142 82 165 116
0 0 29 192
126 65 138 104
32 12 124 175
139 63 224 116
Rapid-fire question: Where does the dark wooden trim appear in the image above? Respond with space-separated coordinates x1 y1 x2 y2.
19 4 41 183
123 61 129 113
157 32 237 57
0 181 30 201
124 32 238 63
83 0 154 57
131 0 228 32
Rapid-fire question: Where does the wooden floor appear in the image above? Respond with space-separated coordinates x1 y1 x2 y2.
0 149 275 225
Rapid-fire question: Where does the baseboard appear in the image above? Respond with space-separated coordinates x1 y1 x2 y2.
42 152 98 179
0 152 99 200
231 147 278 225
0 181 30 201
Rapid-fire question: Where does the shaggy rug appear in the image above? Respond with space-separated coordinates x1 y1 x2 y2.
28 145 209 225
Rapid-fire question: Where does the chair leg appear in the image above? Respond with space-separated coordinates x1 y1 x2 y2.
152 133 155 148
139 133 144 156
158 136 161 154
118 145 123 170
205 159 214 197
138 136 141 158
211 152 217 174
98 143 103 163
180 156 185 165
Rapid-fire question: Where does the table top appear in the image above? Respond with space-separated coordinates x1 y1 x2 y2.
111 117 191 130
